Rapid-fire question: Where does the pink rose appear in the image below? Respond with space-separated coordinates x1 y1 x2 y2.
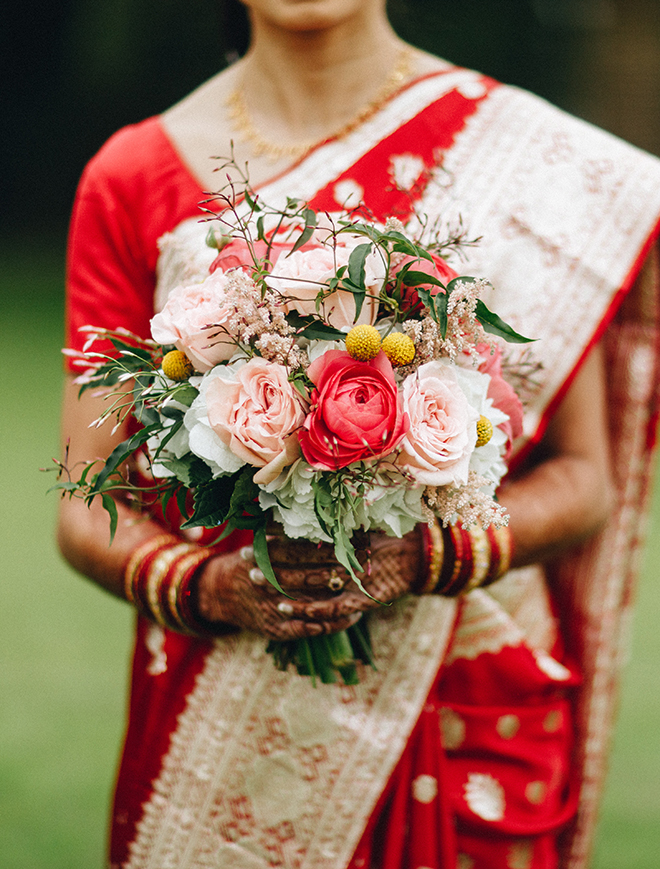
150 271 237 372
299 349 408 470
205 358 307 485
397 360 479 486
394 253 459 315
209 238 294 274
266 239 384 330
477 345 524 460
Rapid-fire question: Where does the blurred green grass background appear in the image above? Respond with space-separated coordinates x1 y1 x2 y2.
1 242 659 867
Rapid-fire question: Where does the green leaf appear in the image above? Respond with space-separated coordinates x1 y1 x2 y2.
338 222 380 243
159 454 211 488
108 338 155 361
289 208 318 254
100 493 118 543
346 243 372 320
435 292 449 339
53 480 78 492
181 469 243 528
171 383 199 407
347 243 371 289
176 485 189 519
313 481 336 539
252 524 292 597
285 311 345 342
91 425 159 494
243 189 262 212
475 299 534 343
400 269 444 288
387 233 433 261
416 286 449 337
159 405 184 420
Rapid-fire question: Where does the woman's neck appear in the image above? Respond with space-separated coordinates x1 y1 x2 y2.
239 11 405 143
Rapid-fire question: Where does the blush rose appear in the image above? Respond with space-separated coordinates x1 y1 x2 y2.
299 349 408 470
150 271 237 372
205 358 308 485
266 238 384 330
397 360 479 486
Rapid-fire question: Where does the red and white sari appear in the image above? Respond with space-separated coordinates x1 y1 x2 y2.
65 66 660 869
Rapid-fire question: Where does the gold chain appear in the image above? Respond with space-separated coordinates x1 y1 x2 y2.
227 47 414 163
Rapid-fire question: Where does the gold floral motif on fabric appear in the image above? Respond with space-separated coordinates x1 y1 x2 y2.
439 707 466 750
125 597 457 869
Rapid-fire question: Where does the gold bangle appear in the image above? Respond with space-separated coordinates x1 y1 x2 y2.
146 543 194 628
123 534 180 603
167 548 214 632
493 524 513 579
465 523 491 593
419 518 444 594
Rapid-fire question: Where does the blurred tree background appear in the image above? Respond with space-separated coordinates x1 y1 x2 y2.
1 1 659 867
2 0 658 240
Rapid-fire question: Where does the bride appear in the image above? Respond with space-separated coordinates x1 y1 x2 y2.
58 1 660 866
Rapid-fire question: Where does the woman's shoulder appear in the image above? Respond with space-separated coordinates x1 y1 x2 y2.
80 116 195 199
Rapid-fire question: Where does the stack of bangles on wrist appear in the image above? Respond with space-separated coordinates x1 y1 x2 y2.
415 518 513 595
124 533 223 637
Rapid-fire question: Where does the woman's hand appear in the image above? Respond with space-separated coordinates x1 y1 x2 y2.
227 529 423 633
195 529 423 639
195 545 365 640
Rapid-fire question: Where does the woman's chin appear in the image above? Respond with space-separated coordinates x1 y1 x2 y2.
243 0 382 33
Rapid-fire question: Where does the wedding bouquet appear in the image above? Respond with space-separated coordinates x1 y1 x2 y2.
57 175 529 684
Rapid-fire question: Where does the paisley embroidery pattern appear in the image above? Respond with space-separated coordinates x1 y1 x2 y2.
463 772 506 822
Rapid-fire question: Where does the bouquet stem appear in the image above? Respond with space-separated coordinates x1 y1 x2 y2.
266 618 375 686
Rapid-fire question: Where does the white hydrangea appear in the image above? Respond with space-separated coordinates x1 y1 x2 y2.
353 469 426 537
259 461 426 543
258 459 330 543
147 390 195 477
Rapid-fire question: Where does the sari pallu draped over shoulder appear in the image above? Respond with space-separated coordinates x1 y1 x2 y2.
64 68 660 869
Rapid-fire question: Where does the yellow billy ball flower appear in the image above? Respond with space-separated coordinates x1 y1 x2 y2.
162 349 194 381
345 324 382 361
475 415 494 448
381 332 416 367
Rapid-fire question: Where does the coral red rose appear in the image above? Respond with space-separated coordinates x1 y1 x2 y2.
299 349 408 470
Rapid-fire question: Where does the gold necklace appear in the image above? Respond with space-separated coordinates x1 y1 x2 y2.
227 47 414 163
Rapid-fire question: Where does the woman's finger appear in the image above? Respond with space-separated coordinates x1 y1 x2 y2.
277 592 371 622
268 611 363 641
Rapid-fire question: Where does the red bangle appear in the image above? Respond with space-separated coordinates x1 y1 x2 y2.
123 536 221 637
